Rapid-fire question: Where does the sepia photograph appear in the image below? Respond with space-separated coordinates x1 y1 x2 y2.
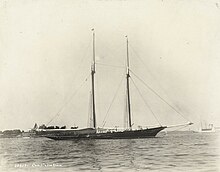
0 0 220 171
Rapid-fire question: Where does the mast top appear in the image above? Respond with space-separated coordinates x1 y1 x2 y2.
92 28 96 72
126 35 130 72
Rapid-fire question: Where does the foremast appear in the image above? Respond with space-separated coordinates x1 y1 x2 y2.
91 29 96 129
126 36 132 130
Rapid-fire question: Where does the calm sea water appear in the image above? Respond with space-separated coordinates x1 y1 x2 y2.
0 131 219 172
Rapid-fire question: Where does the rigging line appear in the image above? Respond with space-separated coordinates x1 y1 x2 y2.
166 122 192 128
60 39 92 108
129 43 173 106
130 77 162 126
102 74 125 128
169 125 190 132
69 40 92 88
128 43 182 110
46 73 90 126
46 39 92 126
129 43 190 120
96 36 125 60
129 43 154 74
130 69 191 123
96 62 125 68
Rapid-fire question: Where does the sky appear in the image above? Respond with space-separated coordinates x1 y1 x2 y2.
0 0 220 131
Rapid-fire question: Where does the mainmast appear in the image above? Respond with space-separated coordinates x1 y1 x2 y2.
91 29 96 129
126 36 132 130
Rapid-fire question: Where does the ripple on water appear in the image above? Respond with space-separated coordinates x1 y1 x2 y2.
0 132 219 171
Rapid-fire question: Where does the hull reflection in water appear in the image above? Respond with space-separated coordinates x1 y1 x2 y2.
0 132 219 172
